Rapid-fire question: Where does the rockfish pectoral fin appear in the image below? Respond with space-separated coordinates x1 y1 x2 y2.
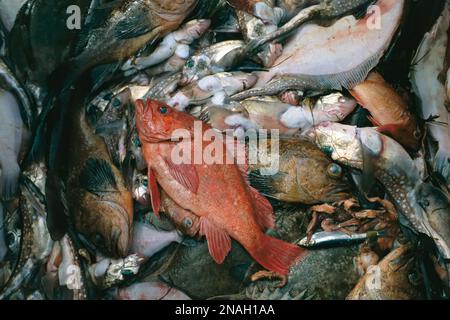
79 158 118 195
164 157 199 194
249 186 275 230
199 217 232 264
148 168 161 216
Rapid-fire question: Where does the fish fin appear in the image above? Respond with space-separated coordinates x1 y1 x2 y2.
148 167 161 216
248 187 275 230
315 53 382 90
252 234 307 275
79 158 118 195
113 8 153 40
199 217 231 264
0 162 20 200
122 152 136 190
248 169 282 199
163 157 199 194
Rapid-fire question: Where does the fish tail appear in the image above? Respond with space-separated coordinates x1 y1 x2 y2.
250 234 307 275
0 162 20 200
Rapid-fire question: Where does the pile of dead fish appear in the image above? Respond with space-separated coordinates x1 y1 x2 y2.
0 0 449 300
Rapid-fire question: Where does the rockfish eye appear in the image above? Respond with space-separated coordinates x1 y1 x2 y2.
327 163 342 178
159 106 169 114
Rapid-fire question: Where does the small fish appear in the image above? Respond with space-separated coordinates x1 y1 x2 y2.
0 174 53 300
122 19 211 75
411 3 450 187
136 98 306 275
228 0 284 24
169 72 258 110
233 0 405 100
180 40 246 85
298 230 385 248
350 72 420 151
305 122 450 275
245 0 374 53
111 281 191 300
347 245 424 300
249 138 350 204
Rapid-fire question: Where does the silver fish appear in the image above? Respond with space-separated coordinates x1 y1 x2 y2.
298 231 385 248
180 40 246 85
123 19 211 76
111 281 191 300
0 170 53 299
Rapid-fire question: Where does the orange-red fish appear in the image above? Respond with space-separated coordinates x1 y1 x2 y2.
349 72 421 151
135 98 306 275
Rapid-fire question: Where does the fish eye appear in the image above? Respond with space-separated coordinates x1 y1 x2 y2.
159 106 169 114
186 59 194 68
322 146 334 155
183 217 193 228
142 179 148 187
133 136 141 147
112 98 122 108
327 163 343 178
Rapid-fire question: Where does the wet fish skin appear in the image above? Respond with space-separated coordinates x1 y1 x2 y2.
249 138 350 204
350 72 420 152
347 245 423 300
123 19 211 75
0 176 53 300
169 72 258 110
49 80 134 259
180 40 246 85
298 231 384 248
0 0 27 31
235 0 405 97
410 3 450 187
305 123 450 274
136 98 306 275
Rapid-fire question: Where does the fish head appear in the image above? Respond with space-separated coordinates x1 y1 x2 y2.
78 190 133 258
135 99 197 143
303 122 363 169
77 158 134 258
180 19 211 43
180 54 211 85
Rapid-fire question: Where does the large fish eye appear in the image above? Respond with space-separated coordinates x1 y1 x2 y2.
322 146 334 155
327 163 343 179
159 106 169 114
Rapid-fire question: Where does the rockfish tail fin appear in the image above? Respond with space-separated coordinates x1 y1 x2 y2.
251 234 307 275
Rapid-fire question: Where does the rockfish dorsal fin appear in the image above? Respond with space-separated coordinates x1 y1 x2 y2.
248 186 276 230
199 217 232 264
